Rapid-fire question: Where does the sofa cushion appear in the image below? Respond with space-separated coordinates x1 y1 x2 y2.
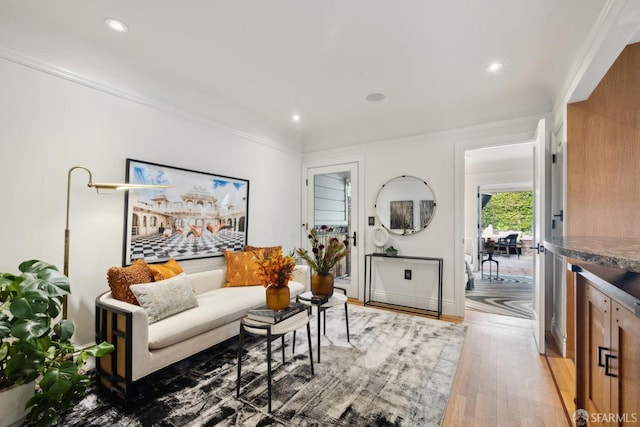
224 251 263 287
107 259 154 305
188 269 226 295
147 258 183 281
147 280 305 349
130 273 199 324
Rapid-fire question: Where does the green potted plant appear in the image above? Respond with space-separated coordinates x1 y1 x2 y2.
0 259 114 426
296 226 349 297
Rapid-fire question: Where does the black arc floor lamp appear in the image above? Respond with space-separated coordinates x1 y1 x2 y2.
64 166 172 318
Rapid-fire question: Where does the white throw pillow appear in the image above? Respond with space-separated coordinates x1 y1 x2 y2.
130 273 198 324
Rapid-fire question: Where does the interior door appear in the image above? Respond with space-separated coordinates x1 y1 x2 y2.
532 118 549 354
304 162 359 298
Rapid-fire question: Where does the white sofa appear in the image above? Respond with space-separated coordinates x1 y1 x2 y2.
95 264 310 403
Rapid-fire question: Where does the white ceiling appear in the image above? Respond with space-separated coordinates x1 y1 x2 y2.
0 1 627 151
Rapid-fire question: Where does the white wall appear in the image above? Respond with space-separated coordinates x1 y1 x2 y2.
0 58 302 345
304 116 542 317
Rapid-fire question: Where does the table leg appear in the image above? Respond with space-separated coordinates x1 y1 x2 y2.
344 302 350 342
316 302 321 363
306 321 314 375
236 326 245 398
281 336 285 363
267 329 272 413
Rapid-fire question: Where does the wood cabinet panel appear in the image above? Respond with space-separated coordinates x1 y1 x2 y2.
610 301 640 425
577 275 640 426
583 284 610 425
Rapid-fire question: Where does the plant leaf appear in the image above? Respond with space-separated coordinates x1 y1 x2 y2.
5 352 40 384
54 319 75 341
0 319 10 339
23 288 50 314
19 259 70 297
82 341 115 358
9 297 34 319
11 316 49 340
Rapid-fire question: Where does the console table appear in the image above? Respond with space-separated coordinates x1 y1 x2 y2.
364 253 443 319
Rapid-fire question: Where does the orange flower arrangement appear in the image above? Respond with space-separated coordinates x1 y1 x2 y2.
255 249 296 289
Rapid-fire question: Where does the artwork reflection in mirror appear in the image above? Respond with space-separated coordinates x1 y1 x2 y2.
375 175 436 235
420 200 435 228
390 200 413 230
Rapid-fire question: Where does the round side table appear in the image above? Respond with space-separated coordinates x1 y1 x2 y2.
296 287 350 363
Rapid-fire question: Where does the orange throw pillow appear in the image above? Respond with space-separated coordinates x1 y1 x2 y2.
147 258 183 281
107 259 154 305
224 251 264 287
244 245 282 258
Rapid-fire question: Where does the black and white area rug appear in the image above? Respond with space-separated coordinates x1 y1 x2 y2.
465 274 533 319
62 305 467 426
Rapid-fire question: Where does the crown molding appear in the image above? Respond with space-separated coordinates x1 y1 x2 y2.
556 0 638 111
0 46 301 155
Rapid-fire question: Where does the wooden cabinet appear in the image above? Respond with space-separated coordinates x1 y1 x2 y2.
610 299 640 421
576 274 640 426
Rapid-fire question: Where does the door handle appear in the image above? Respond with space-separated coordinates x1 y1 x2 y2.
349 231 357 247
529 243 545 254
604 353 617 377
597 346 609 367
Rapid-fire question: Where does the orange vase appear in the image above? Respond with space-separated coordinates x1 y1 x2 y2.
311 273 334 297
265 286 290 311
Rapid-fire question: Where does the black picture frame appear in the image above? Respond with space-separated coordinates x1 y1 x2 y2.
122 159 249 265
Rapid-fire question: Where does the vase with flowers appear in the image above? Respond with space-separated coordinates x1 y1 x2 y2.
296 226 349 297
256 249 297 311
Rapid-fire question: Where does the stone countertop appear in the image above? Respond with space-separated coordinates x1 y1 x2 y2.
545 236 640 273
570 263 640 317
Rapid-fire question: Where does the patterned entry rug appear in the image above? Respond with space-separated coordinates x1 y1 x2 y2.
62 304 467 426
465 274 533 319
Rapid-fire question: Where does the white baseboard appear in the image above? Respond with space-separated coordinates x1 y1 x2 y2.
368 290 454 315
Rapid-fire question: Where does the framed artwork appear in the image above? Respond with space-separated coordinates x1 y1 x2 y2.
122 159 249 265
389 200 413 231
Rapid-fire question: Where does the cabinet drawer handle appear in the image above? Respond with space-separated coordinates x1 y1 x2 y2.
597 346 609 367
605 353 617 377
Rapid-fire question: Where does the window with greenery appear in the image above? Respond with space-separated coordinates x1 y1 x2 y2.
481 191 533 234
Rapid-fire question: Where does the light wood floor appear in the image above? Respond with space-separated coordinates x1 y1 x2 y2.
442 310 570 426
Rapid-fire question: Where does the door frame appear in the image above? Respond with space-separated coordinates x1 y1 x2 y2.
532 118 550 354
453 117 550 319
301 156 365 299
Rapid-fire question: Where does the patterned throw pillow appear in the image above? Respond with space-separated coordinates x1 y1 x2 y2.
147 258 183 281
107 259 154 305
224 251 264 287
129 273 198 324
244 245 282 258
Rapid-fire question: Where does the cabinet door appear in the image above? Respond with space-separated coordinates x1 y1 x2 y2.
610 301 640 425
583 283 611 424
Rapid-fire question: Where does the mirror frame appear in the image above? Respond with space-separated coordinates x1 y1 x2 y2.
374 175 436 235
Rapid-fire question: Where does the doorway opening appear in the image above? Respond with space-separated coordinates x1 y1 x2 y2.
464 144 534 319
303 161 360 298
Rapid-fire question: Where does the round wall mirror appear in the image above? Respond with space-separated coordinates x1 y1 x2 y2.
374 175 436 235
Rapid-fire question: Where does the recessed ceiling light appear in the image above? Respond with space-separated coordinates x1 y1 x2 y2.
292 114 301 122
105 18 128 33
486 62 503 73
366 93 385 102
